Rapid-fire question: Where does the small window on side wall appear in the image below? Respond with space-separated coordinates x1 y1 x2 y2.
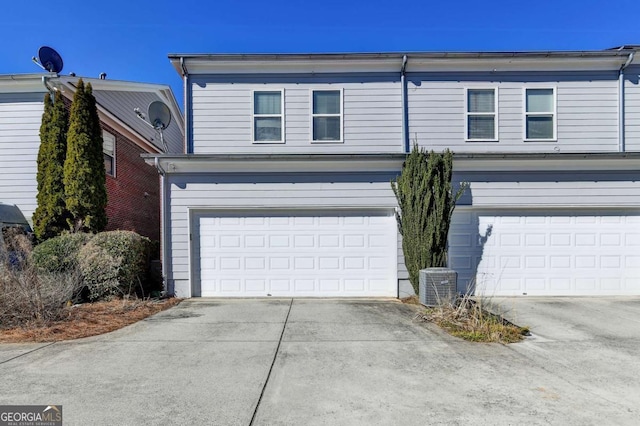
253 90 284 143
525 88 556 141
466 88 497 141
103 131 115 176
312 90 342 142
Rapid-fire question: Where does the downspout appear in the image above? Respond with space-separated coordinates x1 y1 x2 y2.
155 157 172 296
401 55 409 153
619 51 634 152
180 57 191 154
41 75 57 94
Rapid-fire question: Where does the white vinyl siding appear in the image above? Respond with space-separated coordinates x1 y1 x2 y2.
311 89 343 143
252 90 284 143
465 88 497 141
103 130 115 176
190 74 403 154
0 93 46 224
524 88 556 141
408 72 618 153
623 65 640 152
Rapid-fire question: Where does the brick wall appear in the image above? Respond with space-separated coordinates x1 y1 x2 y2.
102 123 160 242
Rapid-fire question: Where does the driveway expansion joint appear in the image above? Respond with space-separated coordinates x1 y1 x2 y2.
0 342 56 365
249 298 293 426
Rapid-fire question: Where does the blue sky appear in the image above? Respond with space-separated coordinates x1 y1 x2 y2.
2 0 639 108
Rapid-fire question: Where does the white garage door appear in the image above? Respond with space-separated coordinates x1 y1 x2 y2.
196 210 397 297
449 209 640 296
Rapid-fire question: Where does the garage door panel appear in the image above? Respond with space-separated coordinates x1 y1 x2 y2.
195 211 397 297
451 210 640 296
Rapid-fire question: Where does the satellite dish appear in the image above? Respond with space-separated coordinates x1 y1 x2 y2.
148 101 172 130
34 46 64 73
147 101 172 152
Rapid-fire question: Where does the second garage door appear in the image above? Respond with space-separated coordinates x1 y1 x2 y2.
449 209 640 296
195 209 397 297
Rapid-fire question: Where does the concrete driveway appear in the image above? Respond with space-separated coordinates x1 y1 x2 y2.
1 298 639 425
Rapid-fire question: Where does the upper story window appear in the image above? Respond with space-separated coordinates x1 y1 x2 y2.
525 88 556 141
253 90 284 143
312 90 343 142
465 88 497 141
103 130 115 176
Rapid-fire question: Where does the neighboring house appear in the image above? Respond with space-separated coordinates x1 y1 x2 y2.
146 47 640 298
0 74 184 242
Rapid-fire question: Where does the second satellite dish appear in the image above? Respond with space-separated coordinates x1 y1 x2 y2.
36 46 64 73
147 101 172 152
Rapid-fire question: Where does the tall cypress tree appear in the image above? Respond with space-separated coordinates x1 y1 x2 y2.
33 91 70 240
64 79 107 232
391 146 466 293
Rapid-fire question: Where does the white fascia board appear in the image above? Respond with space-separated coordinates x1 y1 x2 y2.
179 58 404 75
453 156 640 172
144 155 405 174
0 75 48 93
172 52 631 75
406 56 627 73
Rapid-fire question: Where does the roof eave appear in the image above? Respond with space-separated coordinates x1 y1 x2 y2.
169 50 635 74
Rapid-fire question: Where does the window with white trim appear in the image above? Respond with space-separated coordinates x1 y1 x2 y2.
312 90 342 142
253 90 284 143
103 130 115 176
525 88 556 140
466 88 497 141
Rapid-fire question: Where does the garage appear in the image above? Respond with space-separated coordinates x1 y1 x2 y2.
449 209 640 296
193 209 398 297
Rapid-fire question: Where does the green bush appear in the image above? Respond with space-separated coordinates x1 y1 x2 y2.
78 231 152 300
78 242 122 301
391 146 466 293
32 230 155 302
32 233 92 273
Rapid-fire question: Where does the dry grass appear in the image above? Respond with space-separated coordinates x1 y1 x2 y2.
416 293 529 344
400 295 421 305
0 298 180 343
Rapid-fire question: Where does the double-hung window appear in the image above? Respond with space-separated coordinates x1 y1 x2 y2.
103 130 115 176
312 90 342 142
253 90 284 143
525 88 556 141
466 88 497 141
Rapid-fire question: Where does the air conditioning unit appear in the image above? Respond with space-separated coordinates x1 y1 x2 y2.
419 268 458 306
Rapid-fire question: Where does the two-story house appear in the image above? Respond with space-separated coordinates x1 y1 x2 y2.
147 47 640 298
0 74 184 241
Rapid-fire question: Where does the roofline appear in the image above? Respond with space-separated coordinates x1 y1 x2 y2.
169 49 638 76
0 75 183 134
168 49 635 61
57 76 184 135
142 152 640 161
143 152 640 174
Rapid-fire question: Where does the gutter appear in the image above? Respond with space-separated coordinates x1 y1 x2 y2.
618 51 635 152
154 158 172 296
180 57 191 154
41 75 59 93
168 50 634 62
400 55 409 153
